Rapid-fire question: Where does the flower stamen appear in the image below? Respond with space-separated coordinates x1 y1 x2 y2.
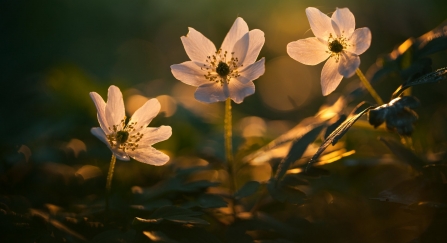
201 48 242 85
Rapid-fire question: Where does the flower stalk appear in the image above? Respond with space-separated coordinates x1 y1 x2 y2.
105 154 116 211
355 68 384 105
224 98 237 217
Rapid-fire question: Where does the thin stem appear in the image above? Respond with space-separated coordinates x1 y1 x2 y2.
224 98 237 218
105 154 116 211
355 68 384 105
224 98 234 166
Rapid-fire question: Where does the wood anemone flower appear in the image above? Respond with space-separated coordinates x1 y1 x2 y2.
171 17 265 104
287 7 372 96
90 85 172 165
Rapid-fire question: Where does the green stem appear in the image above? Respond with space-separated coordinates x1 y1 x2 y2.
355 68 384 105
224 98 234 166
224 98 237 217
105 154 116 211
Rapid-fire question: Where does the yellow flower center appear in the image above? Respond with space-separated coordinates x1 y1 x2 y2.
201 48 242 85
106 119 144 152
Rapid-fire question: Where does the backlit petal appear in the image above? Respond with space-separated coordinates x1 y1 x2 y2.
346 27 371 55
306 7 334 40
194 82 229 103
237 58 265 84
221 17 249 53
181 28 217 63
338 51 360 77
90 92 110 134
228 80 255 104
171 61 208 87
232 29 265 67
331 8 355 38
127 146 170 166
287 37 330 65
128 98 160 130
91 127 130 161
321 57 344 96
138 126 172 147
105 85 125 129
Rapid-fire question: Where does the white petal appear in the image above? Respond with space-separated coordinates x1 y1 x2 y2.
287 37 330 65
237 58 265 84
128 98 161 129
241 29 265 66
91 127 109 146
232 29 265 67
305 7 334 40
91 127 130 161
228 80 255 104
338 51 360 77
331 8 355 38
138 126 172 147
221 17 249 53
127 146 170 166
170 61 208 87
105 85 125 129
194 82 229 103
346 27 371 55
321 57 344 96
90 92 110 134
181 27 217 63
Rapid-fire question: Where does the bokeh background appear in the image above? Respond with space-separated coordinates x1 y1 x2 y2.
2 0 447 163
1 0 447 242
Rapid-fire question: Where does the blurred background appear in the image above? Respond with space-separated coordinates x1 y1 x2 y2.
1 0 447 242
1 0 446 163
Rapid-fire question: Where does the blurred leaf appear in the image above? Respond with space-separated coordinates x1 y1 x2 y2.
307 106 372 166
281 174 309 186
393 67 447 98
234 181 261 200
379 137 425 171
267 178 306 204
275 124 326 182
143 231 179 243
372 177 430 205
133 206 209 226
182 194 227 209
90 230 135 243
30 209 86 242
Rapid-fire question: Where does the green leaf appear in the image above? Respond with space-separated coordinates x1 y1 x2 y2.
275 124 326 182
393 67 447 98
267 178 306 204
307 105 372 167
234 181 261 200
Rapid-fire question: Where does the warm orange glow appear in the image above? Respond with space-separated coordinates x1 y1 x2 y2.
126 94 149 116
239 116 267 138
156 95 177 117
66 138 86 158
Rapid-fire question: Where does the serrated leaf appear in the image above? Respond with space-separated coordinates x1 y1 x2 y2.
393 67 447 98
234 181 261 200
307 106 372 167
379 137 425 171
274 124 326 182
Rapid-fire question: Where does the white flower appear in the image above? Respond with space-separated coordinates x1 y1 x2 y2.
171 17 265 104
90 85 172 165
287 7 372 96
